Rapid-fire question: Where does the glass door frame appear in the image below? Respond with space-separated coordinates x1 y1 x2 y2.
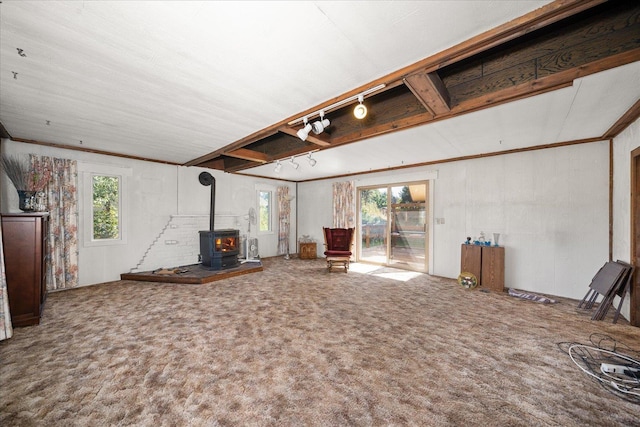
356 180 431 273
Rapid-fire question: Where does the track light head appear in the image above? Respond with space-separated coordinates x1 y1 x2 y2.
274 160 282 173
311 120 323 134
289 156 299 170
307 153 317 167
311 111 330 135
354 94 367 119
297 117 312 141
312 118 330 135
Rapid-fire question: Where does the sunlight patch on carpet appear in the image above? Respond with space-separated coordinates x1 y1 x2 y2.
350 263 423 282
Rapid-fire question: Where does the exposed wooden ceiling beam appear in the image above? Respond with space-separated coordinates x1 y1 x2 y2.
225 148 269 163
224 162 263 173
184 128 281 166
402 0 609 74
278 126 331 147
327 111 435 147
197 158 226 171
403 72 450 116
188 0 639 174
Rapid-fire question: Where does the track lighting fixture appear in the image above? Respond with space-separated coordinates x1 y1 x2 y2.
307 152 317 167
289 156 300 170
354 94 367 119
311 111 330 135
273 152 319 173
297 117 312 141
287 84 385 126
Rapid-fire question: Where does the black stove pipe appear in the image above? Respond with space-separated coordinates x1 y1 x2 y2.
198 172 216 231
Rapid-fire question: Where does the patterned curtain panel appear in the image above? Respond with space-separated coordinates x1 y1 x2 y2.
0 223 13 341
30 155 79 290
332 181 355 228
276 186 290 255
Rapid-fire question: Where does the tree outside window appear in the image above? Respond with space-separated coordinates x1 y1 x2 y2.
259 190 271 232
92 175 120 240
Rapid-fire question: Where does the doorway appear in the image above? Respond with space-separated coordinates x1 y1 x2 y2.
358 182 428 272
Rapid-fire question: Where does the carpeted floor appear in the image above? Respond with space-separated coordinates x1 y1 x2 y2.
1 257 639 426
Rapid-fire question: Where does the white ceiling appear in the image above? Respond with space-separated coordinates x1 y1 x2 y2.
1 1 638 181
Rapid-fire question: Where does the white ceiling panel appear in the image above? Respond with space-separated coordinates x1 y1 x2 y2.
1 1 551 163
2 1 638 181
555 61 640 142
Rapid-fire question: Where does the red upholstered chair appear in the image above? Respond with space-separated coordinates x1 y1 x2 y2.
323 227 355 272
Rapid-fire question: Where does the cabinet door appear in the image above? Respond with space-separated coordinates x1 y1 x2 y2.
481 246 505 292
2 214 46 326
460 244 482 284
2 214 47 326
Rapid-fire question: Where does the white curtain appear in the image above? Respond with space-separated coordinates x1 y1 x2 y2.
0 222 13 341
332 181 355 228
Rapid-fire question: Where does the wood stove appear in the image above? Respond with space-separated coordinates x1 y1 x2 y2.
198 172 240 270
199 229 239 270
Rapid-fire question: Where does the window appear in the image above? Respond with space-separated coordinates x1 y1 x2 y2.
92 175 120 240
258 190 272 232
79 162 131 247
255 184 276 235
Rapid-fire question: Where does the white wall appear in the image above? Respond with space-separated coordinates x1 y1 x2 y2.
0 139 295 286
1 136 623 306
612 116 640 319
299 141 611 301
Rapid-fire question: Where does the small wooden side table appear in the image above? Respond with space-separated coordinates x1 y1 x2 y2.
299 242 317 259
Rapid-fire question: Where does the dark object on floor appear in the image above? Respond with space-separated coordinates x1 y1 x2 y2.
508 288 557 304
578 260 634 323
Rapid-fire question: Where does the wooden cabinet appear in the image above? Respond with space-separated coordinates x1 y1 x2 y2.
1 213 49 327
460 244 505 292
299 242 317 260
460 244 482 283
481 246 505 292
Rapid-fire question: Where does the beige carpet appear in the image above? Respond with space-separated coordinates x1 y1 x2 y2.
1 257 639 426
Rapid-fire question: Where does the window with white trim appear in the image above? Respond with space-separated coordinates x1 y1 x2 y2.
92 174 121 240
259 190 272 232
256 184 275 234
79 163 131 247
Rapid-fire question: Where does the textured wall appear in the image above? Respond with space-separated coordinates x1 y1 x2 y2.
131 214 240 273
298 142 610 301
0 139 293 286
612 116 640 320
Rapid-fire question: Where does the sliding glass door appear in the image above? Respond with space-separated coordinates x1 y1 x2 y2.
358 182 428 272
359 187 388 265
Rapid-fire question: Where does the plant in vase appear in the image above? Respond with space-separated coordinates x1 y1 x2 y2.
1 155 51 212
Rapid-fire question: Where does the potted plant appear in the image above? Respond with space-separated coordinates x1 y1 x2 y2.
1 154 51 212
